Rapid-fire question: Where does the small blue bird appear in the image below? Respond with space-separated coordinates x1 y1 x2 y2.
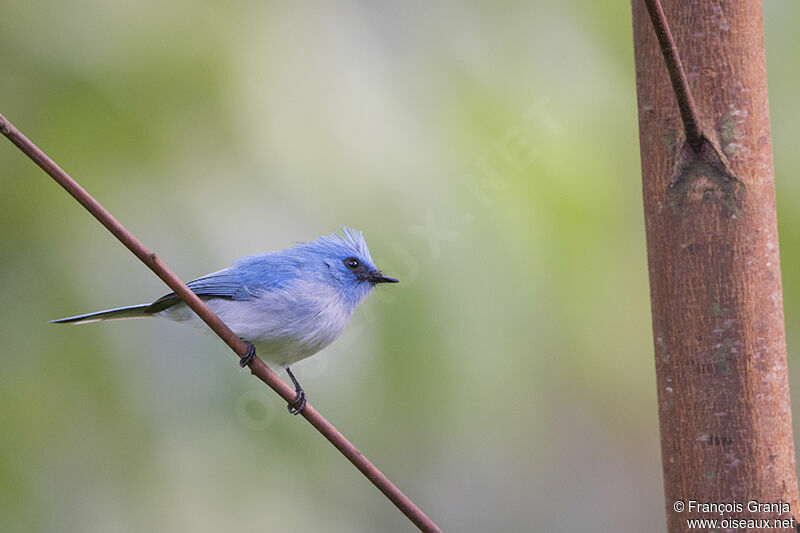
52 228 398 413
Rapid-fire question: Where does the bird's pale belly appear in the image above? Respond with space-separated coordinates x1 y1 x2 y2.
159 285 353 368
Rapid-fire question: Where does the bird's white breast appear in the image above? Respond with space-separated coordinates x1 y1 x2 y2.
159 279 353 367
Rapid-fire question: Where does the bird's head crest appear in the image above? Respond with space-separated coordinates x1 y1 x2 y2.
306 227 375 267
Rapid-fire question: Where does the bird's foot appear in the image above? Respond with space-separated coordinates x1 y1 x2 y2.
239 340 256 368
285 366 307 415
287 388 307 415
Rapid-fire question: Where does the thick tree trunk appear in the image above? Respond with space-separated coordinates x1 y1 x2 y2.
631 1 799 531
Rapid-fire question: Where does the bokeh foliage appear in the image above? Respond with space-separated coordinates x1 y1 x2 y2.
1 2 799 531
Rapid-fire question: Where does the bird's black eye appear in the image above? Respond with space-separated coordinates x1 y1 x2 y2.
344 257 360 270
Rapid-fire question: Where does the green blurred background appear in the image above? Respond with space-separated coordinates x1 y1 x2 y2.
1 2 798 531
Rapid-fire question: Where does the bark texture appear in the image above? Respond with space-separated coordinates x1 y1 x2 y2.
631 1 799 530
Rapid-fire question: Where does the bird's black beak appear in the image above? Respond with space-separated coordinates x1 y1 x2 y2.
369 270 399 284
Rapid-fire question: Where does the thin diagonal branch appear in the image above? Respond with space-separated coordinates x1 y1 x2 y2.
643 0 704 151
0 113 441 533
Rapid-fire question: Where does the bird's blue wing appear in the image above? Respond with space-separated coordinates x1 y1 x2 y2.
186 269 252 299
143 268 252 313
143 253 304 314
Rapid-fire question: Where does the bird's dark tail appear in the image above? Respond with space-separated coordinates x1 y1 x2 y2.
50 304 152 325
